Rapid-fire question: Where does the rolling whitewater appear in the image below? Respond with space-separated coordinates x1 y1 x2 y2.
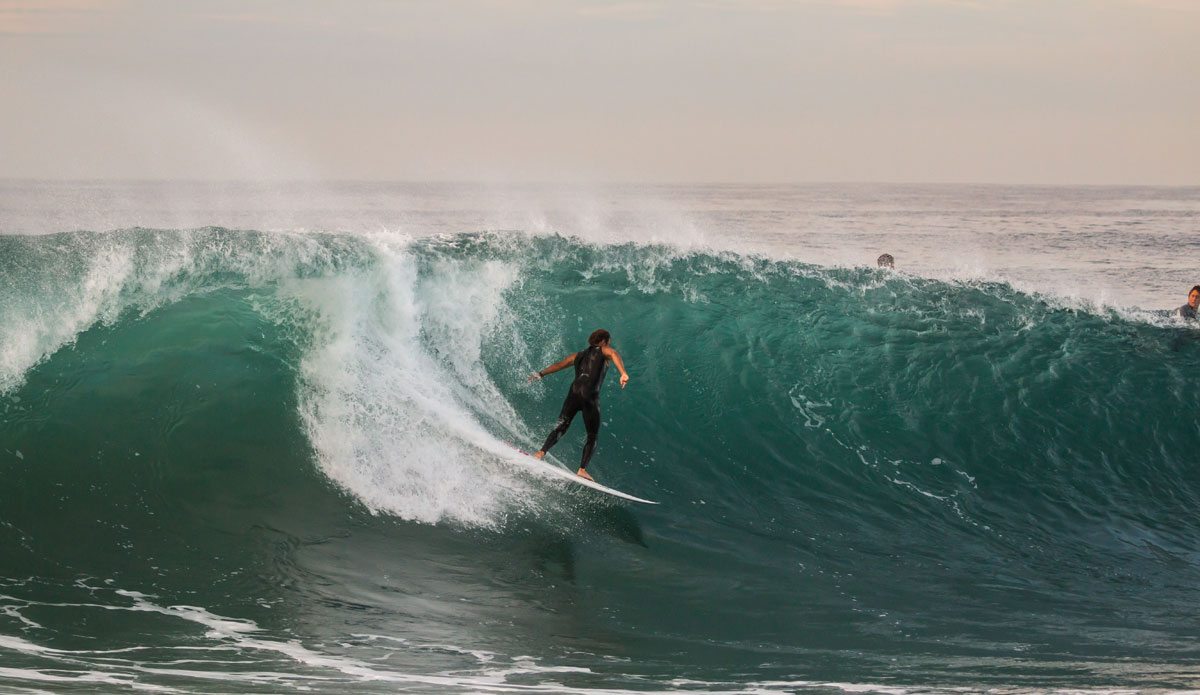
2 183 1200 694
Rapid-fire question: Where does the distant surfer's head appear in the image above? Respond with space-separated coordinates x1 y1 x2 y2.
1190 285 1200 308
588 329 611 346
877 253 894 269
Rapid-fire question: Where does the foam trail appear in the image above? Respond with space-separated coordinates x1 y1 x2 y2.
289 235 540 525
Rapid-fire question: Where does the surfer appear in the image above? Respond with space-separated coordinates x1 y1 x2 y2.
1176 285 1200 319
877 253 894 269
527 329 630 481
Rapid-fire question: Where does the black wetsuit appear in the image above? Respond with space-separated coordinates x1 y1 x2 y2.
1178 304 1197 319
539 345 609 469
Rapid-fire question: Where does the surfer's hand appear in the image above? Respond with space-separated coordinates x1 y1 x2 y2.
528 372 543 383
620 373 629 388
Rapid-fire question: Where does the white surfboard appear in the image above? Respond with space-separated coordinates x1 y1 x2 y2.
504 442 658 505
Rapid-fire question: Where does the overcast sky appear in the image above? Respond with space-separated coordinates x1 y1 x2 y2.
1 0 1197 184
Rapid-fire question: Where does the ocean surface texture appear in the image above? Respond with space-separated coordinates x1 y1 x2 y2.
1 182 1199 694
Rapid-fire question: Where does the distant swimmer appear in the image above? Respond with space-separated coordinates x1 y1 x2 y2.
1177 285 1200 319
527 329 630 481
877 253 894 269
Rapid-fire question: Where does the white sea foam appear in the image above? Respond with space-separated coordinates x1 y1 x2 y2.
4 589 1199 695
0 239 133 394
287 234 542 526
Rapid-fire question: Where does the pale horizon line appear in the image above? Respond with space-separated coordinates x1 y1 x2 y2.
2 176 1197 189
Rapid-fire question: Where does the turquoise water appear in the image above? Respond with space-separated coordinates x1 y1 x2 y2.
2 185 1200 693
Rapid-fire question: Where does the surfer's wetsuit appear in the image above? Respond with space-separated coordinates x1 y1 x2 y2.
539 345 608 470
1178 304 1197 319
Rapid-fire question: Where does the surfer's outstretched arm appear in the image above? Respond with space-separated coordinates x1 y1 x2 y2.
528 353 577 383
602 345 630 388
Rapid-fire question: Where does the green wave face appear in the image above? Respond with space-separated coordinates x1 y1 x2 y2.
2 229 1199 692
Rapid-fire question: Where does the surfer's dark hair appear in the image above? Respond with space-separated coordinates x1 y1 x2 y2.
588 329 611 346
1191 285 1200 295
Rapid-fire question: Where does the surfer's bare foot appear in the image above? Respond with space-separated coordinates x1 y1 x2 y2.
532 451 546 460
576 468 594 481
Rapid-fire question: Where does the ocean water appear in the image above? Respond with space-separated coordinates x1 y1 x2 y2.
1 181 1199 694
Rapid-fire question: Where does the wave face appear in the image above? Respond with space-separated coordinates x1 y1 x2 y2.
3 228 1200 693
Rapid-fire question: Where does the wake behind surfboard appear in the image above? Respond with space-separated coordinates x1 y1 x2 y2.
503 442 658 505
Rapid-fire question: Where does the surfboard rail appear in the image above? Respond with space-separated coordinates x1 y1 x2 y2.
502 442 658 505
